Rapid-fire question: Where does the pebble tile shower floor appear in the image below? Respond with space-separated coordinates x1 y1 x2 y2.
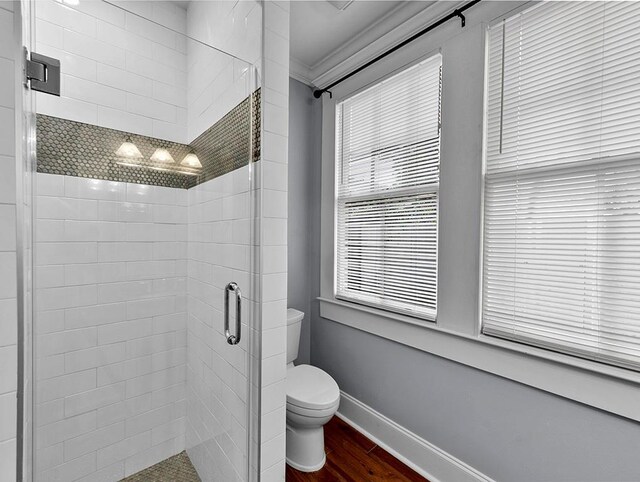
122 452 200 482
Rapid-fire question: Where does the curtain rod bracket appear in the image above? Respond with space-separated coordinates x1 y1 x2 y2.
455 10 466 27
313 89 332 99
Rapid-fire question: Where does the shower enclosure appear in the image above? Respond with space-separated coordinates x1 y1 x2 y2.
16 0 278 480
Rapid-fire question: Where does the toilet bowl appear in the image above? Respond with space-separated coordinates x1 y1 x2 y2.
285 309 340 472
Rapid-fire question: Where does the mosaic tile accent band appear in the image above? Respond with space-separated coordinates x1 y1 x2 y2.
36 90 261 190
187 88 261 189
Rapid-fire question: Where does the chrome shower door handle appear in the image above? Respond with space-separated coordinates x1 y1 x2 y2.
224 282 242 345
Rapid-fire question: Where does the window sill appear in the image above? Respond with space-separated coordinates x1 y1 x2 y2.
318 297 640 422
334 295 436 324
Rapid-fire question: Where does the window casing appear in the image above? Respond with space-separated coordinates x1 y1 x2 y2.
482 1 640 370
335 55 442 321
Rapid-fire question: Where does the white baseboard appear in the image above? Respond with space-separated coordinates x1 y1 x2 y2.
336 391 494 482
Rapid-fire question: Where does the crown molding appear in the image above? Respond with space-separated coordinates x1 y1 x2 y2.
289 0 467 88
289 56 313 86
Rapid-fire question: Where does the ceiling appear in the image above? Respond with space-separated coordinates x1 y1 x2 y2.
290 1 404 69
289 1 438 85
174 1 442 85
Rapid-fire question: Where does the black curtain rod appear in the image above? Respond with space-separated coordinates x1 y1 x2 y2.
313 0 482 99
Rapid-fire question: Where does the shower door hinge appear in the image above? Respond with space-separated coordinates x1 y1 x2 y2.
24 48 60 96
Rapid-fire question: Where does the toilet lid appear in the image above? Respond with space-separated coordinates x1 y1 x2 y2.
287 365 340 411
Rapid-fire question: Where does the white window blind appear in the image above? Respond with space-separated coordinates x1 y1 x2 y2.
335 55 442 320
483 1 640 370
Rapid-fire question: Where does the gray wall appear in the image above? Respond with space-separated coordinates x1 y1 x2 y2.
311 319 640 482
287 78 322 364
287 6 640 480
288 58 640 482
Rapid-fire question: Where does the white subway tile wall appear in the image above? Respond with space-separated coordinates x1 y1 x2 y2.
11 2 289 481
34 0 264 146
186 0 261 142
34 0 188 143
34 174 188 481
0 2 18 481
259 3 289 481
187 1 261 67
182 3 265 481
185 164 256 481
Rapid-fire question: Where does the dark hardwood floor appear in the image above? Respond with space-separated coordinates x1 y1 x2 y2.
286 417 429 482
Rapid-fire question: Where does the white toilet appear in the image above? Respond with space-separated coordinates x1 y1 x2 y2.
285 308 340 472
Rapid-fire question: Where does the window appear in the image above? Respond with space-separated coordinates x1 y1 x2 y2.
483 2 640 370
335 55 442 320
320 1 640 422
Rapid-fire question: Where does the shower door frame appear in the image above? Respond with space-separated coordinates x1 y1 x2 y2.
17 0 263 479
16 0 36 480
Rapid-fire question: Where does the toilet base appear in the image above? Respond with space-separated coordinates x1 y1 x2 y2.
286 452 326 473
286 422 327 472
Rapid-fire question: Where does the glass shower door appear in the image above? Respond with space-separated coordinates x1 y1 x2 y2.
25 1 261 480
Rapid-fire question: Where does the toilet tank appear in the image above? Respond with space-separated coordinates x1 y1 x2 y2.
286 308 304 365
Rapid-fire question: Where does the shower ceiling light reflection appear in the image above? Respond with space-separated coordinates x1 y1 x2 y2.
150 148 175 163
115 138 143 159
180 153 202 168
